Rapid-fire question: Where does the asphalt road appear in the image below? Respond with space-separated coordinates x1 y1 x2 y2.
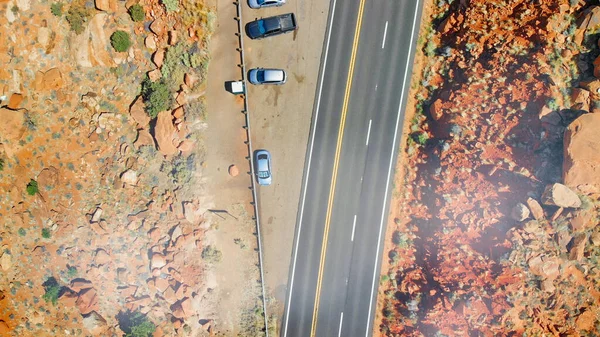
281 0 424 336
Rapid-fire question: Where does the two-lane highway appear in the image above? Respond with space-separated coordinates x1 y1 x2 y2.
282 0 423 336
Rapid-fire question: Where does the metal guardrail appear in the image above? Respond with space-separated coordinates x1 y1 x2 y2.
233 1 270 336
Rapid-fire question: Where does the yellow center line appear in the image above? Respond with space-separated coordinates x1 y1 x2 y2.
310 0 368 335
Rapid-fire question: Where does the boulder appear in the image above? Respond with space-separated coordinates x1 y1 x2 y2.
155 277 169 293
574 6 600 45
155 111 179 156
7 93 23 110
563 113 600 194
511 203 530 221
526 198 545 221
89 14 116 67
150 19 166 36
129 96 151 127
541 183 582 208
528 255 560 280
0 108 25 142
95 0 117 11
134 129 155 149
570 88 590 111
0 253 12 271
152 49 165 68
429 98 444 121
148 69 161 82
76 288 98 315
91 207 103 223
538 105 561 125
145 36 157 50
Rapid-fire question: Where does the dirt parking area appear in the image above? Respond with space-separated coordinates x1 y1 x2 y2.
243 0 330 328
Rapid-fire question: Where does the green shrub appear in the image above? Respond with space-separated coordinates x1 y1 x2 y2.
162 0 178 12
201 245 222 263
0 157 4 171
411 132 429 145
66 5 90 34
67 266 78 278
117 311 156 337
18 228 26 236
51 3 63 16
128 4 145 22
42 277 61 305
41 228 52 239
141 78 171 119
110 31 132 52
26 179 39 196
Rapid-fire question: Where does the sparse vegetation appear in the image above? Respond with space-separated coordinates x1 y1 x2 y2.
128 4 145 22
65 4 90 34
201 245 222 264
117 311 156 337
51 2 63 17
26 179 39 196
161 154 196 185
18 228 26 236
110 31 132 52
0 157 4 171
42 277 61 305
161 0 179 13
67 266 78 278
41 228 51 239
140 78 172 119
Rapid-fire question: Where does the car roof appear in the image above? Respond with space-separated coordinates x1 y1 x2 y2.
261 69 285 82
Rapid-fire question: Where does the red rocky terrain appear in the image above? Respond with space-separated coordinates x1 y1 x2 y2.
377 0 600 336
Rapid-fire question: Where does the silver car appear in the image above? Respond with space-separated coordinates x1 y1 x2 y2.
248 0 285 9
254 150 272 186
248 68 287 85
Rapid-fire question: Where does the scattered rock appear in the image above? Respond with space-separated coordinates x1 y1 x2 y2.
184 73 196 88
91 208 103 222
97 112 120 131
568 233 588 261
155 111 179 156
528 255 560 280
148 69 162 82
170 225 183 242
526 197 545 221
522 220 544 236
150 18 165 36
151 253 166 270
0 253 12 271
70 279 93 292
94 249 111 265
571 209 595 232
163 286 177 303
129 96 151 127
168 30 178 45
82 311 107 334
541 183 582 208
172 106 184 119
121 169 138 186
563 113 600 194
228 165 239 177
155 277 169 293
41 68 64 91
511 203 530 221
576 309 596 332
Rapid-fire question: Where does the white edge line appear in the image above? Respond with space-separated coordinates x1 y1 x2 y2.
365 119 372 146
365 1 420 336
381 21 389 49
283 0 338 335
338 312 344 337
351 214 357 242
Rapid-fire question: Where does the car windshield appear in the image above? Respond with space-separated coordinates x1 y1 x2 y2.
258 20 266 35
256 70 265 82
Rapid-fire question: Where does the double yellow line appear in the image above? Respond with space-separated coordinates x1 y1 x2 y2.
310 0 368 334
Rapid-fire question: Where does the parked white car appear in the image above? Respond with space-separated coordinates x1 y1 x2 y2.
248 68 287 85
248 0 285 9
